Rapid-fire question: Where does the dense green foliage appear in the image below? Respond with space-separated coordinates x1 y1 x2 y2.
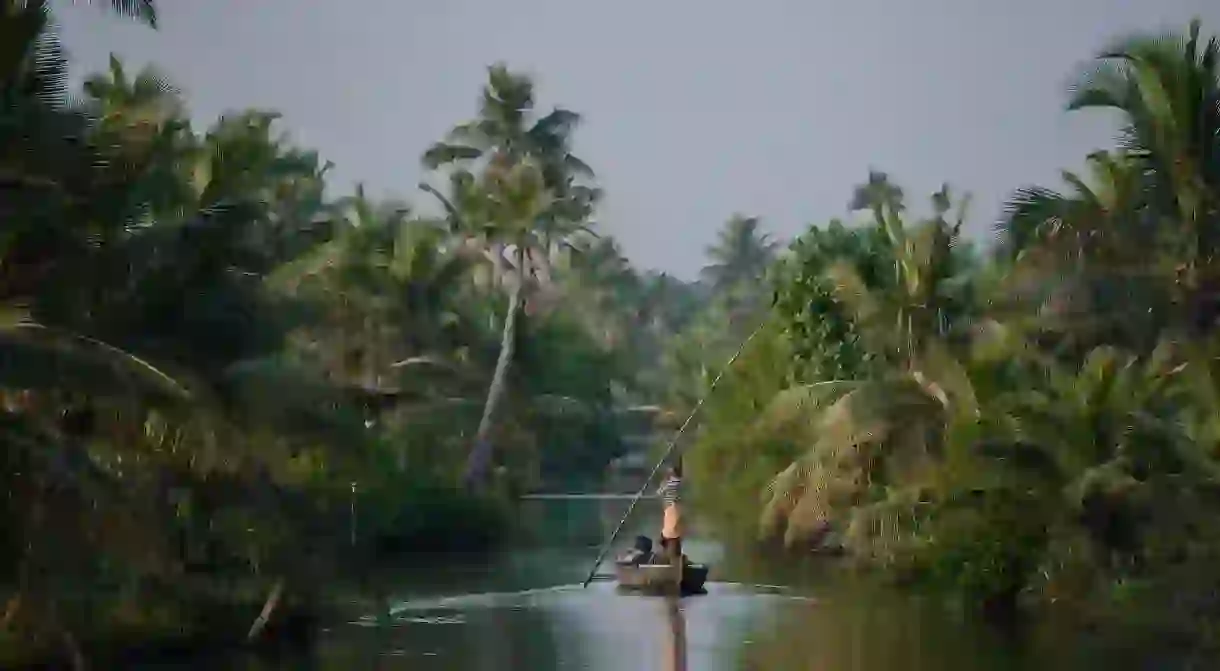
0 1 698 665
10 0 1220 665
679 18 1220 660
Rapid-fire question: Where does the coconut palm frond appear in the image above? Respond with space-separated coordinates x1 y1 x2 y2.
100 0 158 27
750 380 859 441
421 142 483 169
0 318 190 401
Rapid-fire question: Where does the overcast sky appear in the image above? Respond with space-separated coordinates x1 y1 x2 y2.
53 0 1220 278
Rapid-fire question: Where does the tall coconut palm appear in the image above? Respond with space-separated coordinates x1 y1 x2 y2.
421 65 598 489
422 63 592 188
422 64 598 287
423 158 580 487
699 215 779 293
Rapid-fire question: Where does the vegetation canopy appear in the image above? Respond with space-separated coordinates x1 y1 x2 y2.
6 1 1220 666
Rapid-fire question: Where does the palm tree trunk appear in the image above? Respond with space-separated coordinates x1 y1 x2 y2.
246 577 285 642
463 246 524 490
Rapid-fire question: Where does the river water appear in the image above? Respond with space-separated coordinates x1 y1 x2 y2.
191 498 1155 670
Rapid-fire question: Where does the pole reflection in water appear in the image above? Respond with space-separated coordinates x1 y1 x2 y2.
663 597 688 671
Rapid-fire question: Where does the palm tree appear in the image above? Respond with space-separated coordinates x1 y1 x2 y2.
1 0 159 196
562 235 641 347
1063 19 1220 336
699 215 779 292
758 190 977 552
420 65 599 489
422 63 593 189
422 63 599 288
75 0 158 27
849 169 906 227
271 189 474 385
999 151 1166 352
1000 152 1147 260
421 159 574 486
0 1 190 393
83 54 181 130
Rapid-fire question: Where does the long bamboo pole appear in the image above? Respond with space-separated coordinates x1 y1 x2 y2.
580 321 767 588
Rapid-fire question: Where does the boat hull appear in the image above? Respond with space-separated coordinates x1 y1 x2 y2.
613 562 709 595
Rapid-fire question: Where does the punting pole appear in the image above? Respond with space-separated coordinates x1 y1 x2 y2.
580 321 767 588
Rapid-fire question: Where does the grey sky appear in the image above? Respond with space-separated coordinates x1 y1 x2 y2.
54 0 1220 278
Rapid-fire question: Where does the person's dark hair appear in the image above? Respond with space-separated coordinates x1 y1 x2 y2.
633 535 653 553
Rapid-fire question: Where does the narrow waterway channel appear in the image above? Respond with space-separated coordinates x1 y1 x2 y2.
166 498 1150 670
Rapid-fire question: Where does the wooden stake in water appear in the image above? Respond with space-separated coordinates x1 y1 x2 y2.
580 322 766 588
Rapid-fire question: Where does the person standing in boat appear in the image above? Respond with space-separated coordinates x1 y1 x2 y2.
656 460 684 564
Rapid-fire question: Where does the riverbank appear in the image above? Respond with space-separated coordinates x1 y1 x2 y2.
0 483 515 670
0 559 455 669
0 585 303 669
703 522 1220 667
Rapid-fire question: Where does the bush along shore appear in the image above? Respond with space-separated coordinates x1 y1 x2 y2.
677 19 1220 665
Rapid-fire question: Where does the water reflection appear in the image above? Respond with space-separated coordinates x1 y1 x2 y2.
355 582 822 671
662 597 687 671
146 499 1130 670
190 583 1053 671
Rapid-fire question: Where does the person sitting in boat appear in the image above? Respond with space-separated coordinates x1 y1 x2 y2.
657 461 684 564
618 535 655 565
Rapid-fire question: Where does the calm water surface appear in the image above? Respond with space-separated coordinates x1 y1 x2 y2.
171 499 1153 671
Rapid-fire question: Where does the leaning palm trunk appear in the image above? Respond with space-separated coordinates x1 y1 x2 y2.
463 246 525 490
246 577 285 642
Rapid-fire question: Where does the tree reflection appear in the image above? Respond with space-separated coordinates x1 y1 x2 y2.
733 588 1032 671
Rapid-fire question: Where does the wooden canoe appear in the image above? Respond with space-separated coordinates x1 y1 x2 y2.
613 561 709 595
